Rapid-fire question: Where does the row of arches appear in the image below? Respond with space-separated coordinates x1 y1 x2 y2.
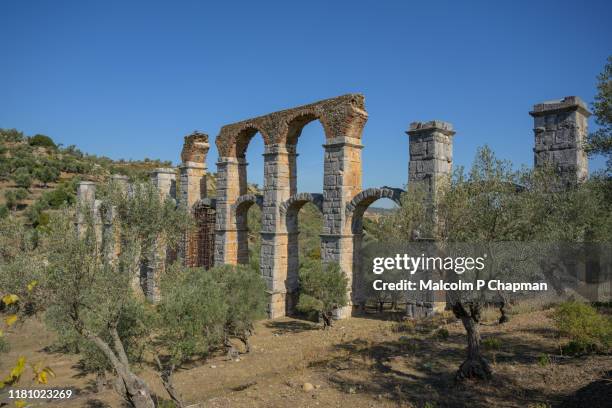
214 94 403 317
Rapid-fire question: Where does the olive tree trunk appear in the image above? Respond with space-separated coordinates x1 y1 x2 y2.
452 302 492 381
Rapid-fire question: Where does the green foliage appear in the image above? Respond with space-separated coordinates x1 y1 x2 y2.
29 134 56 149
482 337 501 350
586 55 612 173
0 129 24 143
297 261 348 326
537 353 551 367
4 188 28 210
34 165 60 187
0 205 8 219
553 301 612 354
157 265 227 365
209 264 267 340
12 167 32 189
434 327 449 340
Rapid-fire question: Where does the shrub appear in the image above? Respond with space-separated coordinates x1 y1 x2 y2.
4 188 28 210
537 353 551 367
0 205 8 219
296 261 348 328
553 301 612 354
34 166 60 187
29 134 56 149
0 129 24 143
209 264 267 352
434 327 450 340
482 337 502 350
12 167 32 189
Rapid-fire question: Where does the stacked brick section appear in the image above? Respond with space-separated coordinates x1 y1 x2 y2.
530 96 591 185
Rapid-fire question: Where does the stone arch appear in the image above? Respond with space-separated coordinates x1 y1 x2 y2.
216 122 272 159
346 187 403 234
280 192 324 217
231 194 263 265
344 187 403 312
278 192 324 313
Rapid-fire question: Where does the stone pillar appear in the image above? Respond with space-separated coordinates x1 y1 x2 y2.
76 181 96 237
321 136 363 318
150 168 177 200
261 144 294 318
214 157 241 265
530 96 590 185
179 132 209 267
406 121 455 198
407 121 455 315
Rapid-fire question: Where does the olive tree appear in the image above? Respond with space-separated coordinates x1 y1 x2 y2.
296 260 348 328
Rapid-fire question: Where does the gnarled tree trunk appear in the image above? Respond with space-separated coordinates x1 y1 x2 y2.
452 301 492 381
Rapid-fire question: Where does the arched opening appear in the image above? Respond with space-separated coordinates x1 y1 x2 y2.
346 188 403 314
233 195 263 269
280 193 324 313
285 114 326 195
235 128 265 194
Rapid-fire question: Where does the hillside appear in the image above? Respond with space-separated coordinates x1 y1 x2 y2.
0 128 178 225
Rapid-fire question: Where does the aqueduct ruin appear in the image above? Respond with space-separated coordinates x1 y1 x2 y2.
76 94 593 318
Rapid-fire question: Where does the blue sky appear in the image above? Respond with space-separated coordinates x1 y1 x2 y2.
1 0 610 195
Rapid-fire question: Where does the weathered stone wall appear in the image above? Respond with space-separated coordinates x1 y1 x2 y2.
530 96 590 185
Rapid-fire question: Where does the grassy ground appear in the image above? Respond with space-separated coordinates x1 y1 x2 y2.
1 307 610 408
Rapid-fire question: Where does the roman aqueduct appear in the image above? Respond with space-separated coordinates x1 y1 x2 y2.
77 93 591 318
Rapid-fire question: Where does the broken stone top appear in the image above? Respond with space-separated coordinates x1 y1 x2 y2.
216 93 368 158
150 167 176 175
181 131 209 164
530 96 591 117
407 120 455 136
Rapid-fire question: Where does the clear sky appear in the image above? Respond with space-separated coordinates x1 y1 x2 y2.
1 0 610 195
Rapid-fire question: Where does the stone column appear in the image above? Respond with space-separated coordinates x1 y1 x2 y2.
151 168 177 201
261 143 294 318
406 121 455 199
102 174 130 265
407 121 455 315
214 157 241 265
76 181 96 237
530 96 590 185
321 136 363 318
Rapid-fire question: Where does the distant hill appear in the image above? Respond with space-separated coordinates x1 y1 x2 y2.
0 128 175 225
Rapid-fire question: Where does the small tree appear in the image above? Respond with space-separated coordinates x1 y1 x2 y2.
4 188 28 211
35 166 60 188
12 167 32 190
585 55 611 174
210 264 267 353
155 264 228 407
297 260 348 328
29 134 56 149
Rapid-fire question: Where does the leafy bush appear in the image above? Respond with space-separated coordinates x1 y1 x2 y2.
296 261 348 328
0 205 8 219
0 129 24 143
553 301 612 354
482 337 502 350
209 264 267 352
4 188 28 210
34 165 60 187
29 134 56 149
12 167 32 189
537 353 551 367
434 327 450 340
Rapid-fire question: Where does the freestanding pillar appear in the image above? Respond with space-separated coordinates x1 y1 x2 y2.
530 96 590 186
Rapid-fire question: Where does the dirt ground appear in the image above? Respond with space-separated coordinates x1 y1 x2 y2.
1 308 610 408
